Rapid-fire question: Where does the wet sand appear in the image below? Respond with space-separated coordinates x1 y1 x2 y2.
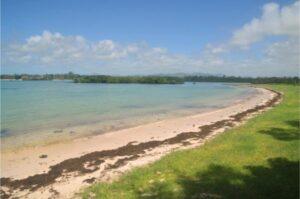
0 87 282 199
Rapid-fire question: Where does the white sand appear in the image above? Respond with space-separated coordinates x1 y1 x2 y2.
0 87 278 199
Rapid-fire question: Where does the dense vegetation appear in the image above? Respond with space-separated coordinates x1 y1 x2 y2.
1 73 299 84
0 73 184 84
82 84 299 199
184 75 300 84
73 75 184 84
0 72 79 81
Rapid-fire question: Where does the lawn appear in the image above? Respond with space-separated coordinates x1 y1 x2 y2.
82 84 299 199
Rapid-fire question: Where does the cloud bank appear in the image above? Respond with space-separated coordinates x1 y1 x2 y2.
2 1 300 76
231 1 300 47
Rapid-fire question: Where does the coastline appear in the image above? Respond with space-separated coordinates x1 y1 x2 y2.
0 87 281 199
1 82 256 152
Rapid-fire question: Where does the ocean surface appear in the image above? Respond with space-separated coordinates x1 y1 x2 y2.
1 80 257 150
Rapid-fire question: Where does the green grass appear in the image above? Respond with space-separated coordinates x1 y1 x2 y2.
82 84 299 199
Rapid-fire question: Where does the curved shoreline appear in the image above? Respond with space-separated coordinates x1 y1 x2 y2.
0 87 282 199
1 83 257 152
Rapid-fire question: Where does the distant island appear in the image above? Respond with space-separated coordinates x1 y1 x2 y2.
73 75 184 84
1 72 299 84
0 72 79 81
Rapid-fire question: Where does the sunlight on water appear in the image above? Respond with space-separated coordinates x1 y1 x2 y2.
1 81 256 149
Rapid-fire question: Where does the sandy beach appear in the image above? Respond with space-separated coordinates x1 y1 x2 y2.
0 87 281 199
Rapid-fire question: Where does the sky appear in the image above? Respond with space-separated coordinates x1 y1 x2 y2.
1 0 299 76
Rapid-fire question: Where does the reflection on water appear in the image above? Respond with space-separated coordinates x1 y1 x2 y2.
1 81 256 149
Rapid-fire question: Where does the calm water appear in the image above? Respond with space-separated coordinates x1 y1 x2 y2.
1 80 256 149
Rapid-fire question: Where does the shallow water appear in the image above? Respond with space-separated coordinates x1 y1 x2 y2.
1 81 256 149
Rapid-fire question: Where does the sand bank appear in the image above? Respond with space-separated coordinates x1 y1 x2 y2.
0 87 281 199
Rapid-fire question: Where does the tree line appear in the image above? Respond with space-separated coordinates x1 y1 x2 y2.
184 75 299 84
74 75 184 84
0 72 79 81
1 73 299 84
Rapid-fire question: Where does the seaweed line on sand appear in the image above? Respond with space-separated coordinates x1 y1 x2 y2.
0 88 282 199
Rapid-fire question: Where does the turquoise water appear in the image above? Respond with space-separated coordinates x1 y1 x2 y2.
1 80 256 149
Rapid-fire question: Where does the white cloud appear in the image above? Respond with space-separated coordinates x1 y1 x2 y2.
201 1 300 76
205 44 227 54
5 31 90 66
2 1 300 76
3 30 208 74
201 37 299 77
231 1 300 47
262 38 300 75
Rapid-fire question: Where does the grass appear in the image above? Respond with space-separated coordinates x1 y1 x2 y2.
82 84 299 199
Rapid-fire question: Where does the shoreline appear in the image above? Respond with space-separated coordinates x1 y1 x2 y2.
0 87 282 199
1 83 257 152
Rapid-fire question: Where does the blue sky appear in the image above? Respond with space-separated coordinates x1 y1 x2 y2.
2 0 299 76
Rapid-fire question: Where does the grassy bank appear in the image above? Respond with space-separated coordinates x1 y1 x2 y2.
82 84 299 199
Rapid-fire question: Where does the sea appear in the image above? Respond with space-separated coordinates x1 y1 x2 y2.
1 80 257 150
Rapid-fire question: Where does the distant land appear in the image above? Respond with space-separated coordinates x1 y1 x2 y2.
1 72 299 84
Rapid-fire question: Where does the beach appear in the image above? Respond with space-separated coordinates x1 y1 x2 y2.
1 81 257 151
0 87 281 199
